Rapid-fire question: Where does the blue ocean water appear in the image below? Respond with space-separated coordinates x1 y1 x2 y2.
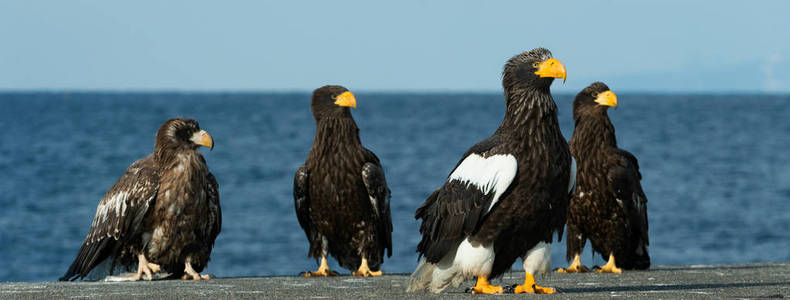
0 92 789 282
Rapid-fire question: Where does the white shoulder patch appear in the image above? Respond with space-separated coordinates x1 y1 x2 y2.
568 157 577 194
449 153 517 212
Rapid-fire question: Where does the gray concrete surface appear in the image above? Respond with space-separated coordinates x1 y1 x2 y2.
2 262 789 299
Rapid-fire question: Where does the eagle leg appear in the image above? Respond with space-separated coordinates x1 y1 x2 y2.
557 254 589 273
513 272 556 294
594 254 622 274
135 254 159 281
303 255 338 277
470 276 504 294
352 257 382 277
182 261 212 280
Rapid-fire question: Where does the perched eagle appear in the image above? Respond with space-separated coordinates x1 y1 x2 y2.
294 85 392 277
558 82 650 274
60 117 221 281
408 48 573 294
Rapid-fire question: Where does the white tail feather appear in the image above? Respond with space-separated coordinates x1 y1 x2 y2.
408 241 479 294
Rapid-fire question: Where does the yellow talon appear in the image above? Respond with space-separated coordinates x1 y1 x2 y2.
304 256 338 277
182 261 210 280
147 263 161 273
352 258 383 277
514 272 556 294
596 254 623 274
471 276 504 294
558 254 589 273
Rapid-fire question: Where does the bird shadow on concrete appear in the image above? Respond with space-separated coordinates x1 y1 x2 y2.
654 265 781 272
560 281 789 295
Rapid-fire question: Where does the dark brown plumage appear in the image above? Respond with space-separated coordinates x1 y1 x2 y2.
60 117 221 281
294 85 392 277
560 82 649 274
408 48 573 294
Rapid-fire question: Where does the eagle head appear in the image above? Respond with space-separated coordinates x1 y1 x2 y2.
503 47 567 91
573 81 618 116
155 118 214 154
311 85 357 120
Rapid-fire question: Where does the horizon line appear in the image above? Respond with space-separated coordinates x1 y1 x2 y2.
0 89 788 96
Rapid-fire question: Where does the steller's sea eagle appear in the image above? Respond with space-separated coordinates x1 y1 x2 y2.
60 117 221 281
294 85 392 277
408 48 574 294
557 82 650 274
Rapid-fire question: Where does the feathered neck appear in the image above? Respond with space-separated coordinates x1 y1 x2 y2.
309 117 363 157
497 85 559 135
570 110 617 157
154 142 201 171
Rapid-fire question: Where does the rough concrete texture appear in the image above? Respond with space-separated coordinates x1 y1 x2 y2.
2 262 789 299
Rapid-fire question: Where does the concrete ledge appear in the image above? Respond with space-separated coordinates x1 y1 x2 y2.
2 263 789 299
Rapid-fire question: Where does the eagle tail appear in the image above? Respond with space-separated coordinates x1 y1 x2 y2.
616 237 650 270
627 239 651 270
407 258 465 294
59 238 115 281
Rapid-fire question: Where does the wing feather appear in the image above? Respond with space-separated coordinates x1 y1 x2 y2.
204 172 222 244
610 150 649 245
415 135 518 262
294 165 322 257
361 161 393 257
60 155 159 281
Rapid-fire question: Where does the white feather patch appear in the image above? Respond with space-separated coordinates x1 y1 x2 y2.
369 195 378 216
92 191 129 237
449 154 517 212
522 241 551 275
455 238 495 277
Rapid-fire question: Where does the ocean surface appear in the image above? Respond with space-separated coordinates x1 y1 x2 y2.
1 92 789 282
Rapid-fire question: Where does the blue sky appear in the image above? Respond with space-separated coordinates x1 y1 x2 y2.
1 1 788 93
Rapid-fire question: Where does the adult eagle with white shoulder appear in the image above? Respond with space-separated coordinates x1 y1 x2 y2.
408 48 574 294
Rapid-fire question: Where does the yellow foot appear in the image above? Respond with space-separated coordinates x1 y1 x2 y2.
470 276 504 294
147 263 161 273
557 259 589 273
514 272 557 294
557 265 589 273
558 254 588 273
514 284 557 294
595 265 623 274
353 258 383 277
182 261 211 280
135 254 158 281
303 269 338 277
303 255 338 277
595 254 623 274
352 269 382 277
181 273 212 280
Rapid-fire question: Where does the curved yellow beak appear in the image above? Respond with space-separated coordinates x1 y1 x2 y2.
534 58 567 83
594 90 618 108
190 130 214 151
334 91 357 108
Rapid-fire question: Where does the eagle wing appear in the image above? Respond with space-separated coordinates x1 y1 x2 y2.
60 154 159 281
294 165 322 257
415 135 518 262
361 152 393 258
611 149 649 245
205 172 222 245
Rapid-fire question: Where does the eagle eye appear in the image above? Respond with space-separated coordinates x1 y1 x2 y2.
532 62 539 68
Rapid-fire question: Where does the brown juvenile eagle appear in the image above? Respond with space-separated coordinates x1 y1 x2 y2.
60 117 221 281
408 48 573 294
558 82 650 274
294 85 392 277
